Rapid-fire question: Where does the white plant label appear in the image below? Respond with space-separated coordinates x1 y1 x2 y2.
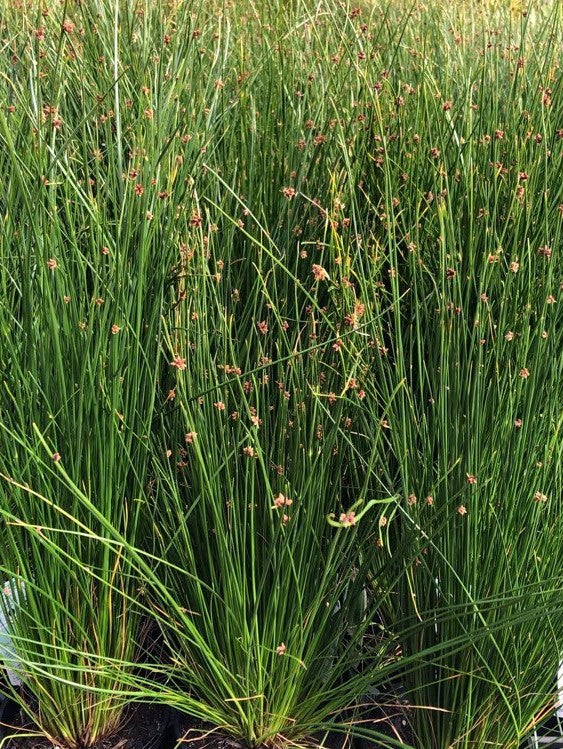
0 579 24 686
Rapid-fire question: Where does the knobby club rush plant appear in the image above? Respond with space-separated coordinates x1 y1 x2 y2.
0 0 190 738
0 0 561 748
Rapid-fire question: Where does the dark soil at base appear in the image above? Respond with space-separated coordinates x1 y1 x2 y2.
1 702 173 749
173 702 413 749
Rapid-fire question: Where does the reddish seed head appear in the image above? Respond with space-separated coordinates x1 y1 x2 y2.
273 493 292 508
339 511 356 527
46 258 57 270
111 324 121 334
466 474 477 485
514 418 522 428
281 186 296 199
52 452 61 462
533 491 548 503
457 505 467 515
276 643 287 655
185 432 197 444
170 356 187 370
312 264 329 281
519 368 530 379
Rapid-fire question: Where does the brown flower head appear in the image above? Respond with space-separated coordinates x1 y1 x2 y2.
273 493 293 508
312 264 329 281
339 511 356 527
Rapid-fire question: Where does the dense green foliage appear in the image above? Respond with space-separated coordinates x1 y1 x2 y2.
0 1 561 748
